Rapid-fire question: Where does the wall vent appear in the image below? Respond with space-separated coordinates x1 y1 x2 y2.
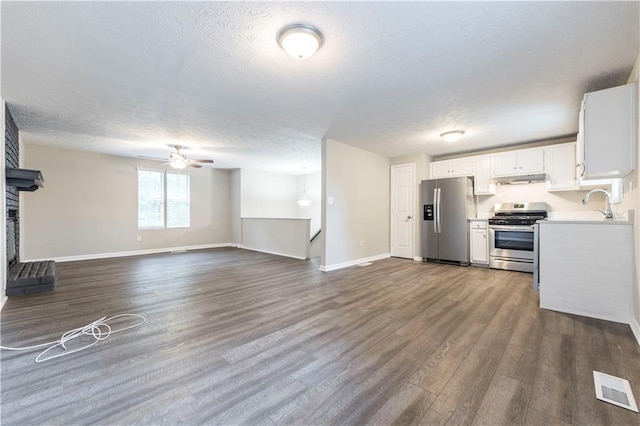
593 371 638 412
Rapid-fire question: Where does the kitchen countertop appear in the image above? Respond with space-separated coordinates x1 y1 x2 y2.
468 218 488 221
539 218 632 225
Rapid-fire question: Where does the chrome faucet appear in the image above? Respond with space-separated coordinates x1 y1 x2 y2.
581 189 613 219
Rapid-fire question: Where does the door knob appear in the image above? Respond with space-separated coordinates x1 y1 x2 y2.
407 215 412 220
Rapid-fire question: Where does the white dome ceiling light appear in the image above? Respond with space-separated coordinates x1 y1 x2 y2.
440 130 465 143
277 24 323 60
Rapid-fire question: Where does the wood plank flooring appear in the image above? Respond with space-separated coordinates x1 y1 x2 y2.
1 247 639 425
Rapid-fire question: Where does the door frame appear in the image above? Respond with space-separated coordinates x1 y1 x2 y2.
390 163 416 259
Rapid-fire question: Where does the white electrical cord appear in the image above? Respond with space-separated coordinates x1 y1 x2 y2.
0 313 146 363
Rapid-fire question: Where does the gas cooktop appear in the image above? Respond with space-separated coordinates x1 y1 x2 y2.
489 202 548 226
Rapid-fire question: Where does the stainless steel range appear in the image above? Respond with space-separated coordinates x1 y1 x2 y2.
488 202 547 273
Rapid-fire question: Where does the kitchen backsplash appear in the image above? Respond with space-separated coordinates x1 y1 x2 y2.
475 181 611 219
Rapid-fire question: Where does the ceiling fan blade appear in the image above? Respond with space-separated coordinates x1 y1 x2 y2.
187 163 202 168
138 155 167 161
192 159 214 164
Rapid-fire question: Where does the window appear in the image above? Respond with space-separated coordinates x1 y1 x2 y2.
138 169 190 229
166 172 190 228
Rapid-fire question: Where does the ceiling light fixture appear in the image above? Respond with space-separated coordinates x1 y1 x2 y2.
277 24 323 60
169 153 187 169
440 130 465 143
297 167 312 206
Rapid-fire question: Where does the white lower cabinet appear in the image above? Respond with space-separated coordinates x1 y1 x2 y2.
538 221 633 324
469 220 488 265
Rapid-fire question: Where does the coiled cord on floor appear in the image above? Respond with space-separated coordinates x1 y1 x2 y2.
0 314 147 363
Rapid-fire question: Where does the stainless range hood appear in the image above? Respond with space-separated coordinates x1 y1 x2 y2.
6 167 44 192
492 173 547 185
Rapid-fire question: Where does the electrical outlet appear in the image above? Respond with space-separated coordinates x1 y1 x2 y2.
136 235 142 242
360 239 364 247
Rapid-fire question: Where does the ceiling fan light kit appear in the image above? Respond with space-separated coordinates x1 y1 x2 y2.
139 145 214 169
440 130 465 143
277 24 323 60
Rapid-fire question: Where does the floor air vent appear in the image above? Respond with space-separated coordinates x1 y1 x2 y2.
593 371 638 412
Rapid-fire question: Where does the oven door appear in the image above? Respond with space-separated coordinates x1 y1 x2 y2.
489 225 535 261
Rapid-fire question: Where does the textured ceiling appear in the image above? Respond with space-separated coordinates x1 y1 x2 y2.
1 2 639 174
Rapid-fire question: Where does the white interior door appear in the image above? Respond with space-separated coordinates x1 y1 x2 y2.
390 163 415 259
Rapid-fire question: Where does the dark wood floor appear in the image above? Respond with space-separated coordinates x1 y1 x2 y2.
1 248 639 425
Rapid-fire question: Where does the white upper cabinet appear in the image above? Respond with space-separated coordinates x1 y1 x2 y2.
579 82 637 179
473 155 495 195
544 143 578 191
430 157 474 178
492 148 544 176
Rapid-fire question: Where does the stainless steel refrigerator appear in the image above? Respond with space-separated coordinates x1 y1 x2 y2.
420 177 475 265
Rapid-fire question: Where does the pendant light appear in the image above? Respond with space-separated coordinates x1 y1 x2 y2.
297 167 311 206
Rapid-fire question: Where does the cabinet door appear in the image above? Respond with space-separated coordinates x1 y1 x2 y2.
545 143 577 191
449 157 474 177
430 161 450 178
493 152 518 176
517 148 545 174
576 102 586 179
473 156 495 195
583 83 636 179
470 228 488 264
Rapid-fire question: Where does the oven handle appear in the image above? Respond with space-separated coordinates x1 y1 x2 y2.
488 225 535 231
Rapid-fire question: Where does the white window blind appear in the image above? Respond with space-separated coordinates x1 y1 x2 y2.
137 169 190 229
166 173 190 228
138 169 164 228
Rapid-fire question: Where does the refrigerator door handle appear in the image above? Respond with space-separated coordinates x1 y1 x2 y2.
436 187 442 234
433 188 438 233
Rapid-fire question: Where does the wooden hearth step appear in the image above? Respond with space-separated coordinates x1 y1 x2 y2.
6 260 56 296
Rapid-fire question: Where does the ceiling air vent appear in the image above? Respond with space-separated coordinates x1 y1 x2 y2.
593 370 638 412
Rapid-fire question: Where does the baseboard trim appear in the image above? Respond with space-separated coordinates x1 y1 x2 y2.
413 256 423 262
630 317 640 347
0 295 7 311
319 253 391 272
23 243 237 263
239 246 307 260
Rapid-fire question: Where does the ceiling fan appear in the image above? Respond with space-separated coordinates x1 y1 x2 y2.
140 145 214 169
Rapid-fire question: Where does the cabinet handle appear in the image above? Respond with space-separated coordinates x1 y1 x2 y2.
576 162 585 177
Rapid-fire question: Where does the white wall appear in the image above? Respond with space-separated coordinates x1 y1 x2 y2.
22 144 232 259
240 169 298 218
296 171 321 237
622 52 640 340
230 168 241 245
390 152 432 259
242 218 310 259
322 138 390 269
